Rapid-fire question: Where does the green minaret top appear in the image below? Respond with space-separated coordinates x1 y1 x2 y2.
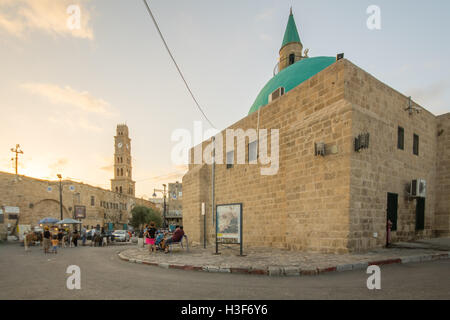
281 8 302 49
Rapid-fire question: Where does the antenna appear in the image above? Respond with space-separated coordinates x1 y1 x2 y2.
405 96 421 115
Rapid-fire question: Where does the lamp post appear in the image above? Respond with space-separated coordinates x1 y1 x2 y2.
152 184 167 228
57 174 63 220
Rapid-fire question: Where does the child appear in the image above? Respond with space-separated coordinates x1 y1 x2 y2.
51 236 59 254
154 231 164 251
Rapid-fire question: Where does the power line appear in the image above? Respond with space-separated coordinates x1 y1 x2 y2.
141 0 216 129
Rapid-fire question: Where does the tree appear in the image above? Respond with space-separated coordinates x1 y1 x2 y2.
129 206 162 230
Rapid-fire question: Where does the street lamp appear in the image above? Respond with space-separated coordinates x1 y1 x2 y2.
152 184 167 228
57 174 63 220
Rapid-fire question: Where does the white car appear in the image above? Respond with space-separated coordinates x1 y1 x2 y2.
112 230 130 242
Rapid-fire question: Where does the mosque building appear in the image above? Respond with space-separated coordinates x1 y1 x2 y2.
182 9 450 253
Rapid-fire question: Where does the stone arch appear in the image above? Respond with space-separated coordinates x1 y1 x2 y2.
32 199 70 225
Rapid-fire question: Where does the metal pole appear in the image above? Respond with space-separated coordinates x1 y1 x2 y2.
240 205 243 256
163 188 167 228
212 137 218 254
203 203 206 249
59 179 63 220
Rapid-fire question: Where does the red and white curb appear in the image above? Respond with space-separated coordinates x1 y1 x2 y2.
117 251 449 277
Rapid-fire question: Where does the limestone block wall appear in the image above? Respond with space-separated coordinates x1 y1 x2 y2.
0 171 156 230
345 60 438 250
182 164 211 244
435 113 450 236
184 59 353 253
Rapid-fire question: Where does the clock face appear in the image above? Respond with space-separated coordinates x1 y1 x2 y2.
118 142 123 148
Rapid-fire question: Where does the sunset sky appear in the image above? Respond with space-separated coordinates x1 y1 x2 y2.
1 0 449 199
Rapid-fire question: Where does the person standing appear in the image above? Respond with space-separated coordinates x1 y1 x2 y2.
81 226 87 246
51 235 59 254
23 230 29 252
43 227 51 254
57 229 63 247
145 222 157 253
72 230 78 247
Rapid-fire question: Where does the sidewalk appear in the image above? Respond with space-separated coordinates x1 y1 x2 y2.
118 238 450 276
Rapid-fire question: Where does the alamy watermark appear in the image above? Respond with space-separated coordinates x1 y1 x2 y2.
67 5 81 30
366 265 381 290
367 5 381 30
66 265 81 290
171 121 279 176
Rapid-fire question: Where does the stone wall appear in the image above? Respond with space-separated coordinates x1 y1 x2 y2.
0 171 156 231
184 59 352 253
345 60 438 250
435 113 450 236
182 58 447 253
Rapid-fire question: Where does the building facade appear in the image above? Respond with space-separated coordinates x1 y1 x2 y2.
182 10 450 253
0 124 156 239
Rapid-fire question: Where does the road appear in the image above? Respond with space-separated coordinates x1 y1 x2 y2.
0 243 449 300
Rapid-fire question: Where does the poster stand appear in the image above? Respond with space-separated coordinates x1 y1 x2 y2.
215 203 244 256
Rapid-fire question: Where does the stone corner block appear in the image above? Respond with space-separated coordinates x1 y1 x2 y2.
283 266 300 276
336 264 353 272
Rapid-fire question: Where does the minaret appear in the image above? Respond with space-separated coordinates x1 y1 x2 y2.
111 124 136 196
278 8 307 72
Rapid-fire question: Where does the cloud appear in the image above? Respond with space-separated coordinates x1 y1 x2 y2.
49 158 69 171
259 33 272 41
0 0 93 40
255 8 275 21
21 82 117 116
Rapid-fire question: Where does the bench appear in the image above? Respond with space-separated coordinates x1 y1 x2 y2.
168 235 189 253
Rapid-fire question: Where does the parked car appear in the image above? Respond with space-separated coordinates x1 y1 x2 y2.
112 230 130 242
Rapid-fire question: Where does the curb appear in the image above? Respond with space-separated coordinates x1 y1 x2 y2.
117 250 449 277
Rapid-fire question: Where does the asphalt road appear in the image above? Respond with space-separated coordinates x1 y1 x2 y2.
0 243 449 300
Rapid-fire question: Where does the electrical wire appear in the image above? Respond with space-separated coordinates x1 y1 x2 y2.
141 0 216 129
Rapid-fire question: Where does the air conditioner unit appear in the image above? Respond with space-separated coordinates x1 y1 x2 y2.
268 87 285 103
410 179 426 198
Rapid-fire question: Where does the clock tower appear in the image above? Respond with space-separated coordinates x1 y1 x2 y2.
111 124 136 196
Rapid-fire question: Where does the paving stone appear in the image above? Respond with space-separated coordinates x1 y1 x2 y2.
268 266 282 276
118 243 448 276
336 264 353 272
352 262 368 270
283 266 300 276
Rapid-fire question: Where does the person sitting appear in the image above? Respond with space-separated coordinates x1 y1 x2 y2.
163 225 184 253
154 231 164 250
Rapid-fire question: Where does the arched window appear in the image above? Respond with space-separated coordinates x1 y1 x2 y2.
119 186 122 193
117 168 119 176
115 187 118 192
289 53 295 65
120 168 123 176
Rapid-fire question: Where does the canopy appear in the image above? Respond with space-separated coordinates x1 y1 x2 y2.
38 217 59 225
57 218 82 225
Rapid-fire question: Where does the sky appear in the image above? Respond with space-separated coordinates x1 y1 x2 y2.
0 0 449 199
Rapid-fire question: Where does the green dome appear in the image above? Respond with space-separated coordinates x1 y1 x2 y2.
248 56 336 115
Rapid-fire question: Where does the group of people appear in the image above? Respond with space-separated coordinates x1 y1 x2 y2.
142 223 184 254
41 226 81 254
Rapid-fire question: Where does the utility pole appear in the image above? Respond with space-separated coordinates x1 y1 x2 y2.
153 184 168 229
10 144 23 175
57 174 63 220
